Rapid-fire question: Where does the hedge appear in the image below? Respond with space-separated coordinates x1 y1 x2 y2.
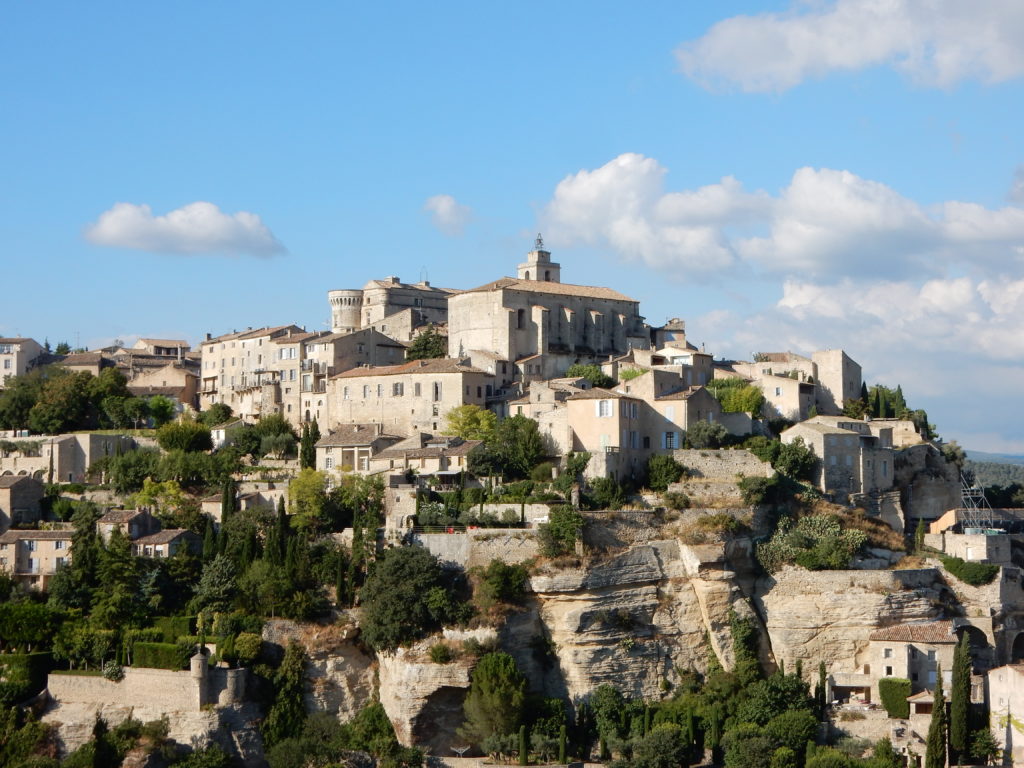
940 556 1000 587
878 677 911 718
153 616 195 643
0 653 51 705
132 642 192 670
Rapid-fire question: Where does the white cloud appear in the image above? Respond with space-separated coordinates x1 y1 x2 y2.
543 153 1024 280
424 194 472 236
85 202 285 256
676 0 1024 93
1010 165 1024 203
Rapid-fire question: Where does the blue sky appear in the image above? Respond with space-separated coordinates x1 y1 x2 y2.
3 1 1024 452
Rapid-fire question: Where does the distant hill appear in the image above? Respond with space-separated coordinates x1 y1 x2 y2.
966 450 1024 466
965 458 1024 490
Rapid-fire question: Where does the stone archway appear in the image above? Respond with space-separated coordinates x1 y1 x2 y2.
957 624 995 670
1011 632 1024 663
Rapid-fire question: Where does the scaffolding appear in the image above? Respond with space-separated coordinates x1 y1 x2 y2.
959 472 997 529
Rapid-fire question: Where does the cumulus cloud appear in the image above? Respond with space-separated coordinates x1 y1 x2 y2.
676 0 1024 92
424 194 472 236
85 202 286 256
542 153 1024 279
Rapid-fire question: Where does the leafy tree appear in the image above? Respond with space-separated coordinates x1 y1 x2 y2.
762 708 817 760
646 454 686 491
565 364 614 389
406 324 447 360
538 507 584 557
705 378 765 416
189 555 238 614
491 415 546 479
147 395 176 426
473 559 528 609
970 728 1002 766
0 372 44 429
156 421 212 453
359 547 467 651
924 663 947 768
198 403 233 427
632 723 689 768
774 437 817 481
263 641 308 747
949 633 972 763
55 341 71 355
585 476 626 510
842 398 868 418
28 370 92 433
459 652 526 746
722 723 775 768
289 468 329 533
444 404 498 442
941 440 966 471
687 421 729 449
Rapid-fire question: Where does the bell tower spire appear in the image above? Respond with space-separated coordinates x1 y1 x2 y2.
517 233 561 283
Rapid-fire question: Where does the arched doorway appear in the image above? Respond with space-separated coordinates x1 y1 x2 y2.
1011 632 1024 663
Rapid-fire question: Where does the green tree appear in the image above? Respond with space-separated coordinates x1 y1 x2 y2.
263 641 308 747
444 404 498 441
147 395 176 426
189 555 238 614
491 415 546 479
950 633 971 763
633 723 689 768
299 421 320 469
156 421 212 453
970 728 1002 766
359 547 465 651
564 364 614 389
406 324 447 360
28 370 92 433
774 437 817 481
687 421 729 449
646 454 686 491
198 402 233 427
289 468 329 533
924 663 947 768
538 507 584 557
459 652 527 746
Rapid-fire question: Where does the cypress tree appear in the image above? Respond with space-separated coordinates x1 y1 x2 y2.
299 423 316 469
950 634 972 762
558 724 566 764
519 724 528 766
815 661 827 719
202 517 216 563
335 554 345 606
795 658 803 680
643 705 651 735
924 664 947 768
221 479 234 521
860 381 870 405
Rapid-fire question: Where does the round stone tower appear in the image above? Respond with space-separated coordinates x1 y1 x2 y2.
329 289 364 334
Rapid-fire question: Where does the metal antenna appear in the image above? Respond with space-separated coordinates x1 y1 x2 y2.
535 233 544 250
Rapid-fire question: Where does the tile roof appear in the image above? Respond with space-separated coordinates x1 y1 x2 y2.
0 338 34 344
135 529 196 545
374 439 482 460
567 387 637 401
458 277 637 303
868 620 957 643
0 529 72 542
137 338 190 348
333 358 486 379
655 386 708 401
271 331 325 344
316 424 398 447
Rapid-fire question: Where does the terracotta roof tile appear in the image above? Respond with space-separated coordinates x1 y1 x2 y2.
458 277 637 303
868 620 957 643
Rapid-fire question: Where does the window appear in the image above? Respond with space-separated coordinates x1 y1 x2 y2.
377 384 384 397
414 382 421 397
885 666 893 676
775 387 782 396
2 360 8 370
883 648 893 658
598 400 612 417
432 382 442 401
630 402 638 419
663 431 678 449
643 436 650 449
55 540 65 550
517 309 525 329
477 386 482 398
392 383 404 396
343 386 350 400
325 457 334 469
26 540 36 552
363 385 370 398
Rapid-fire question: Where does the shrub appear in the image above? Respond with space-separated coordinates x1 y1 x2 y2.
429 643 454 663
688 421 729 449
538 507 584 557
156 421 212 453
235 632 263 664
663 491 690 510
153 616 194 643
586 476 626 509
0 653 51 706
940 556 1000 586
474 559 529 608
878 677 911 718
530 462 555 482
646 454 687 491
757 515 867 573
133 642 192 670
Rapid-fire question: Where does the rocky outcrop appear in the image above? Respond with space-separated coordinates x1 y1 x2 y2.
754 566 945 672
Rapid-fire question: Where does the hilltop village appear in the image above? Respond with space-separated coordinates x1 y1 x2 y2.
0 241 1021 768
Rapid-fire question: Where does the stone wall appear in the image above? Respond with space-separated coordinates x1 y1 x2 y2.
412 529 540 568
48 667 200 712
672 449 772 480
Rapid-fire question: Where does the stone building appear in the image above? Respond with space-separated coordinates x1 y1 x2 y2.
0 475 43 532
96 508 159 543
131 338 191 357
0 337 44 386
198 324 305 414
133 529 201 558
328 358 494 436
316 423 402 474
329 277 454 335
988 664 1024 765
367 434 481 479
447 244 649 384
781 416 894 500
0 529 72 590
0 433 135 484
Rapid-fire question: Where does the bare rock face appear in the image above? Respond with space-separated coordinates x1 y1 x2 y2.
377 644 475 755
518 542 758 703
754 566 945 672
262 618 375 723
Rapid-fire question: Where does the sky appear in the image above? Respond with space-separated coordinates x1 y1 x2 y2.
2 1 1024 452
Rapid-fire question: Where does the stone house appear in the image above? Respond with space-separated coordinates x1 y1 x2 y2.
0 433 135 484
96 508 159 543
448 244 650 384
329 358 494 436
0 529 72 590
0 475 44 532
781 418 894 500
316 423 403 474
131 338 191 357
126 362 199 411
367 434 481 480
0 337 44 386
987 664 1024 765
507 378 590 456
132 529 201 558
200 488 281 524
